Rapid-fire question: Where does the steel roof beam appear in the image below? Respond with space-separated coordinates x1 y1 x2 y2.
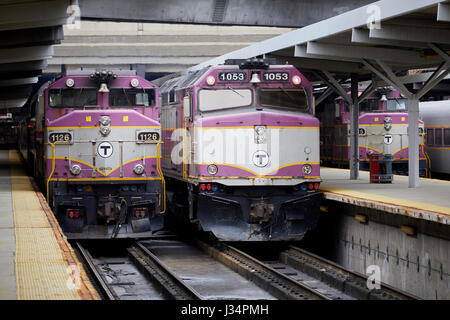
189 0 445 70
0 77 39 87
306 42 428 65
0 46 54 64
268 54 364 73
321 70 352 104
314 87 334 106
437 2 450 22
369 24 450 45
351 28 426 48
358 81 376 102
375 59 412 97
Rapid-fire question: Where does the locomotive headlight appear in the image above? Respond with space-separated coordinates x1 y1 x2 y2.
255 126 266 144
100 126 111 136
70 165 81 176
256 135 266 144
302 164 312 175
133 164 145 175
418 127 424 134
99 116 111 126
384 117 392 131
207 164 218 175
255 126 266 135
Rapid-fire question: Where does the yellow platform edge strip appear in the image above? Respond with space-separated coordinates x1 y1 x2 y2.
10 150 99 300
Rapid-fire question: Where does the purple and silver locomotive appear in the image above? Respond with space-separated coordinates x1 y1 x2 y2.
22 71 164 238
159 59 322 241
319 88 426 176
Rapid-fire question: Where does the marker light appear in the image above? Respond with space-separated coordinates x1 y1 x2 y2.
66 78 75 87
133 164 145 175
131 78 140 87
292 75 301 86
70 165 81 176
207 164 218 175
206 76 216 86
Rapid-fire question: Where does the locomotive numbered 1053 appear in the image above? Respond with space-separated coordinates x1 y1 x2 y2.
19 71 164 239
158 59 322 241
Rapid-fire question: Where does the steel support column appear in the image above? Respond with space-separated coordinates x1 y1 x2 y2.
407 99 420 188
350 74 359 180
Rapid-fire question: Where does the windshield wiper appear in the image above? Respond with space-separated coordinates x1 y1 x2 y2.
227 86 243 98
122 88 132 106
278 87 297 104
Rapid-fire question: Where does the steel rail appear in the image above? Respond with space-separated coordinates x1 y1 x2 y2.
196 240 330 300
285 246 420 300
132 241 204 300
75 242 117 300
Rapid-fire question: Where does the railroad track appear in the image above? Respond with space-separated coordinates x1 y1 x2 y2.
77 239 418 300
278 246 419 300
196 241 330 300
76 242 202 300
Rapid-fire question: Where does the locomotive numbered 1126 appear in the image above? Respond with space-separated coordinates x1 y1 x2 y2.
158 59 322 241
19 71 164 239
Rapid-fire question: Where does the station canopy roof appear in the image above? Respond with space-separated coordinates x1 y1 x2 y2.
189 0 450 102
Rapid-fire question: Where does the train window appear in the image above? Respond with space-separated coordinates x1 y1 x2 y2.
426 128 434 145
445 128 450 146
109 88 155 107
359 99 379 112
259 88 308 111
435 128 442 145
343 102 350 112
49 89 97 108
198 88 252 111
387 98 407 111
169 90 177 104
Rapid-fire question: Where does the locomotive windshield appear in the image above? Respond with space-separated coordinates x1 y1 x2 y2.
259 88 308 111
387 98 408 111
345 99 379 112
109 88 156 107
198 88 252 111
49 88 97 108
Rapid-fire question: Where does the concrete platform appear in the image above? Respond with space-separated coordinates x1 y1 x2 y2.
0 150 99 300
320 167 450 225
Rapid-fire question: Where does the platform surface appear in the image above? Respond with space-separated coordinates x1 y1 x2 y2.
320 167 450 225
0 150 98 300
